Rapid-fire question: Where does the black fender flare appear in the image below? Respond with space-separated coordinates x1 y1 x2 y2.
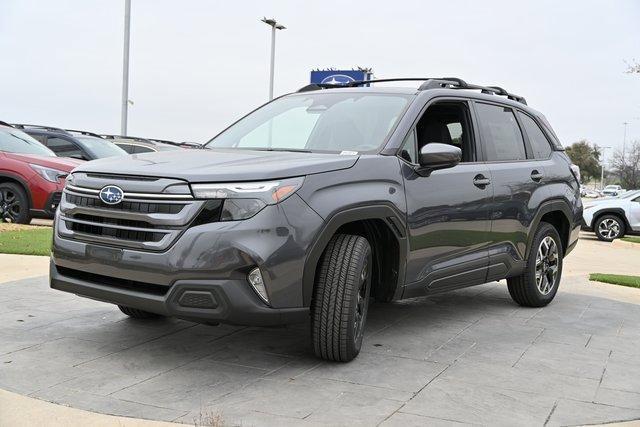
0 172 33 208
525 198 574 258
302 204 408 306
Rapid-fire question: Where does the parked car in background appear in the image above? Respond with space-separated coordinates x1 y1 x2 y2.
101 135 182 154
602 184 624 197
0 124 82 223
13 125 127 160
580 186 601 198
582 189 640 241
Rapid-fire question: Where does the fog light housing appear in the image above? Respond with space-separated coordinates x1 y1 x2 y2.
247 267 269 304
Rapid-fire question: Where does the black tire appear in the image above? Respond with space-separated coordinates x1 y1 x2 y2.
118 305 162 319
507 222 563 307
594 214 625 242
0 182 31 224
311 234 372 362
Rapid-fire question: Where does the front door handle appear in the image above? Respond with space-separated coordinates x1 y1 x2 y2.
473 174 491 188
531 170 544 182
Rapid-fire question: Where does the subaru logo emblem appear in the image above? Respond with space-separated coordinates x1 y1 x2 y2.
99 185 124 205
321 74 356 85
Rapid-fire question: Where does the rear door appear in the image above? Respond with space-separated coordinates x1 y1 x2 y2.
629 194 640 231
473 101 549 279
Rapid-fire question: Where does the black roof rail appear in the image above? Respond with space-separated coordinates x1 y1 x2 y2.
0 121 13 127
11 123 71 133
297 77 527 105
65 129 104 138
100 134 151 143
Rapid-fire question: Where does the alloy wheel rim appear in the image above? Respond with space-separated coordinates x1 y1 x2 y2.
0 189 21 223
598 219 620 239
353 257 370 340
535 236 559 295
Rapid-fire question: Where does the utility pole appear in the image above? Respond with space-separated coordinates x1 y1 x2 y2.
261 18 286 100
121 0 131 135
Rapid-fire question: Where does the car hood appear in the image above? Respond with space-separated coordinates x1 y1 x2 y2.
4 153 83 172
73 148 359 182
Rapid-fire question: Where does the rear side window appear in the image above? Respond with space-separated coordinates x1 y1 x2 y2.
518 112 552 159
117 143 136 154
475 103 526 161
46 137 84 158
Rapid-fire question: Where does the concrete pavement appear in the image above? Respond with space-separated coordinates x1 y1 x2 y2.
0 235 639 426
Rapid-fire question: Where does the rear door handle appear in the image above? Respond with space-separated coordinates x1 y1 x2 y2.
473 174 491 188
531 170 544 182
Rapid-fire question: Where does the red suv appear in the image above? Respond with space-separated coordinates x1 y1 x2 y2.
0 125 82 223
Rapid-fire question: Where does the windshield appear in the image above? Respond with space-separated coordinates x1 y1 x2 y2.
205 92 412 153
76 137 128 158
0 128 56 157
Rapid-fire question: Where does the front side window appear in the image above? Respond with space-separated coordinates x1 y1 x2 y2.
518 112 552 159
476 103 526 161
0 128 55 156
205 93 412 153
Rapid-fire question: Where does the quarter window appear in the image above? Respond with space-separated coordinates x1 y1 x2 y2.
518 112 552 159
475 103 526 161
46 137 84 159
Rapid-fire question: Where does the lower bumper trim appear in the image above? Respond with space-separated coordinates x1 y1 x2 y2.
50 262 308 326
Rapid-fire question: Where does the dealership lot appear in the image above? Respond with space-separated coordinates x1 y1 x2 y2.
0 234 639 426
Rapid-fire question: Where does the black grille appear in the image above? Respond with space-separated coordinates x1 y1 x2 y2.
72 213 157 229
65 193 185 214
66 221 165 242
56 266 168 296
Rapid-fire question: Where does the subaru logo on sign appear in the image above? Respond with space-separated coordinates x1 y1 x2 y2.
99 185 124 205
320 74 356 85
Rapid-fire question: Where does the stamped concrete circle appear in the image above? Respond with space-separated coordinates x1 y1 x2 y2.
2 269 640 426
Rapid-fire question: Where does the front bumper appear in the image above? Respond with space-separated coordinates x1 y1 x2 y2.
50 261 308 325
50 194 324 325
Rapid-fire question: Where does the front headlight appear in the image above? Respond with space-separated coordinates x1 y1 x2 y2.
191 177 304 221
29 164 68 183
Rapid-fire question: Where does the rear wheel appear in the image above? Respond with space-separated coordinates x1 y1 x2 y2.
118 305 162 319
311 234 372 362
594 214 625 242
0 183 31 224
507 222 563 307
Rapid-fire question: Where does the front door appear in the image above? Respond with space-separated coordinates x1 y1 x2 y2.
400 100 494 296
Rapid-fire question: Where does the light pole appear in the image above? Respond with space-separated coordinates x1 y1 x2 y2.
261 17 285 100
597 145 611 190
622 122 629 157
121 0 131 135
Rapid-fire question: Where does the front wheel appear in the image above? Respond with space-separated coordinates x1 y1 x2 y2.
508 222 563 307
0 183 31 224
311 234 372 362
594 214 625 242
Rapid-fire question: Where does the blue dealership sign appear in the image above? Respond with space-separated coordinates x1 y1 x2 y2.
310 69 372 85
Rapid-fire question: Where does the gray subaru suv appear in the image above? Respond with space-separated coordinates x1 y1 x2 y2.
50 78 582 362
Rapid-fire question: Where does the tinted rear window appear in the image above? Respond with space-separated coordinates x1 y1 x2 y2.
475 103 526 161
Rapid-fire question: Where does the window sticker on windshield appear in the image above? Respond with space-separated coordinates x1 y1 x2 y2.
340 151 358 155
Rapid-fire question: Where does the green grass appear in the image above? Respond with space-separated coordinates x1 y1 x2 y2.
589 273 640 289
0 228 52 256
621 236 640 244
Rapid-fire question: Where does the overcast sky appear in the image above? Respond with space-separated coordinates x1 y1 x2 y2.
1 0 639 161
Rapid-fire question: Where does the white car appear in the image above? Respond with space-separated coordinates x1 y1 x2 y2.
602 184 624 197
582 190 640 241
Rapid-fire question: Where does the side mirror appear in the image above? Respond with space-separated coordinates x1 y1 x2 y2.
417 143 462 174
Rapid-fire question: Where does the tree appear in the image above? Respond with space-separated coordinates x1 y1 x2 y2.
611 140 640 189
625 59 640 74
565 140 601 183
